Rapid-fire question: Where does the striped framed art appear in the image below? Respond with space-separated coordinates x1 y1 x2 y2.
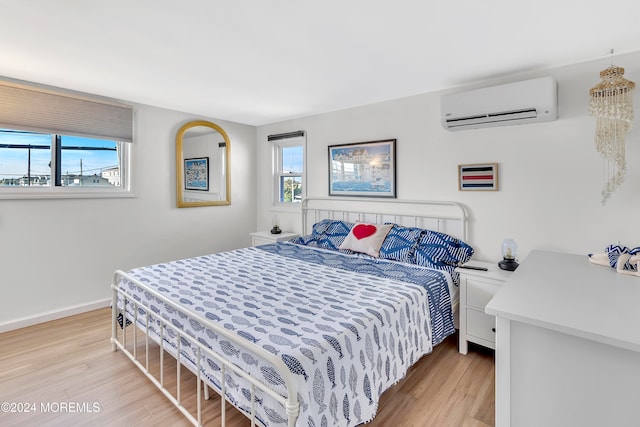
458 163 498 191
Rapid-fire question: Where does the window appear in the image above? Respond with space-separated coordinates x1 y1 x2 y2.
0 129 127 189
0 79 133 198
270 131 305 205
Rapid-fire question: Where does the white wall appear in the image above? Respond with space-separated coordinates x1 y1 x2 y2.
256 52 640 263
0 103 257 328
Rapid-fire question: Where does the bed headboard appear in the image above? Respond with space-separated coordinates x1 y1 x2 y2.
301 197 468 241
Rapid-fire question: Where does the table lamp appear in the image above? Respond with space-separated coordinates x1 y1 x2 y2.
498 237 519 271
270 215 282 234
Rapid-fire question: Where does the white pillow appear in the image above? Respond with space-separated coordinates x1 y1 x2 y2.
339 223 393 257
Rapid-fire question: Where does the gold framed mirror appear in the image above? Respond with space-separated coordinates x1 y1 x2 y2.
176 120 231 207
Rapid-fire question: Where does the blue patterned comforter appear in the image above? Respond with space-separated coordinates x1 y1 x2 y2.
118 242 455 427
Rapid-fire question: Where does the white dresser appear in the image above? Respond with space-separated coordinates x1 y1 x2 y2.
486 250 640 427
457 261 512 354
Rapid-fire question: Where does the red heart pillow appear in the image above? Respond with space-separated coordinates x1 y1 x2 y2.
339 223 393 257
353 224 377 240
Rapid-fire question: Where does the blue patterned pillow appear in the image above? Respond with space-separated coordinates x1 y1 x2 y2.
315 220 355 250
292 220 356 252
412 229 474 267
291 219 340 247
290 235 316 246
379 224 424 263
605 243 640 270
310 219 332 239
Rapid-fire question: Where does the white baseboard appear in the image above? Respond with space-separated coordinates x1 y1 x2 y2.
0 298 111 333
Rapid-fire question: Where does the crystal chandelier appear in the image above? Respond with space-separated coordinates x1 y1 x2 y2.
589 53 635 205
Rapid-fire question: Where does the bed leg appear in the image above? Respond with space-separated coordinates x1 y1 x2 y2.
111 285 118 352
204 382 210 400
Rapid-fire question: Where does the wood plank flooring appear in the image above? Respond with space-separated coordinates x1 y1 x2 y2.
0 308 494 426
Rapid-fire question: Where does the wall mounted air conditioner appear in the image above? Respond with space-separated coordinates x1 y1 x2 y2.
440 76 558 131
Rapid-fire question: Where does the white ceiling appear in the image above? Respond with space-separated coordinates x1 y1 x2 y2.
2 0 640 126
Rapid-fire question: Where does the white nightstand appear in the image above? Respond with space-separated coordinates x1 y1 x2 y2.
250 231 299 247
457 260 513 354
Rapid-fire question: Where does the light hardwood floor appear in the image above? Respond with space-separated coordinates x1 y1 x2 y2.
0 308 494 426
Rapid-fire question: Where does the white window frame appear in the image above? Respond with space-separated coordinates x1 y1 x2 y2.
0 79 134 199
271 131 306 208
0 131 134 200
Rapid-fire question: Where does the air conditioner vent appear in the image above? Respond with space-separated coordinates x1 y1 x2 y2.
441 78 557 131
488 108 537 118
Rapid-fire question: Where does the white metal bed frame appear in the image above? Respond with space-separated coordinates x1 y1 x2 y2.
111 197 469 427
301 197 468 241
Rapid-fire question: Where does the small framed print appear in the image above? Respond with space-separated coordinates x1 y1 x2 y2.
184 157 209 191
458 163 498 191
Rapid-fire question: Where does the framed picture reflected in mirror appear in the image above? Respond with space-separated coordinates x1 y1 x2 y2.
184 157 209 191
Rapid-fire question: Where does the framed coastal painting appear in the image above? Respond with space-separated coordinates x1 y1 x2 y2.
458 163 498 191
184 157 209 191
328 139 396 198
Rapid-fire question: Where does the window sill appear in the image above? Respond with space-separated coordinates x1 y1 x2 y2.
272 202 302 212
0 188 136 200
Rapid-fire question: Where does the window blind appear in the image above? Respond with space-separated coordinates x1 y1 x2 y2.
0 80 133 142
268 130 304 141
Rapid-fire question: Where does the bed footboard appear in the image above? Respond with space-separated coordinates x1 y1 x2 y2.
111 270 300 427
